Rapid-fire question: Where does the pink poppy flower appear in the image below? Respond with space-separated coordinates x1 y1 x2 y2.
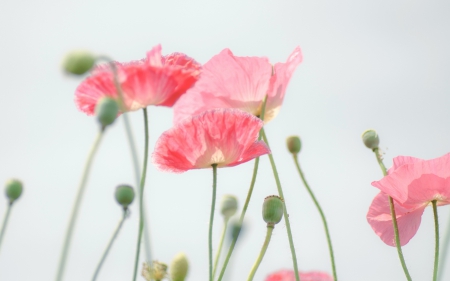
75 45 201 115
367 153 450 246
173 47 302 124
152 109 270 173
265 269 333 281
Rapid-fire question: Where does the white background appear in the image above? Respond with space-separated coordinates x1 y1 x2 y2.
1 0 450 280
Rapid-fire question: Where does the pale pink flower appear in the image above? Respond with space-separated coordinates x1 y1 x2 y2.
367 153 450 246
152 109 270 173
265 269 333 281
75 45 201 114
173 47 302 124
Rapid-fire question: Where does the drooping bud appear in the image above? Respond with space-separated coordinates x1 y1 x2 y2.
142 261 168 281
62 50 96 75
229 219 244 242
5 179 23 204
361 129 379 150
115 185 135 209
95 97 119 128
170 252 189 281
220 194 238 219
262 195 284 226
286 136 301 154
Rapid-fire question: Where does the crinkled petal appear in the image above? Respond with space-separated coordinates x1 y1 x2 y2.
266 46 303 122
74 71 118 115
173 48 272 123
372 153 450 203
401 174 450 207
367 192 425 246
265 270 333 281
152 109 270 173
388 155 424 174
120 65 180 111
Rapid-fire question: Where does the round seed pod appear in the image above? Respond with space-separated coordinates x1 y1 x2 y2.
286 136 301 154
114 185 135 209
5 179 23 204
95 97 119 128
362 129 380 149
262 195 284 226
63 50 96 75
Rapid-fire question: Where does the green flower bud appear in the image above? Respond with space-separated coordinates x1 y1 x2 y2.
63 50 96 75
115 185 135 209
170 252 189 281
262 195 284 226
286 136 301 154
220 194 238 219
229 219 244 242
95 97 119 128
362 129 380 150
5 179 23 204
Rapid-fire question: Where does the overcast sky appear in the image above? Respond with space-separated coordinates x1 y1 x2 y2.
1 0 450 280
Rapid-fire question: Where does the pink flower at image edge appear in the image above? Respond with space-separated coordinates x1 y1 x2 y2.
367 153 450 246
173 46 302 124
152 109 270 173
74 44 201 115
265 269 333 281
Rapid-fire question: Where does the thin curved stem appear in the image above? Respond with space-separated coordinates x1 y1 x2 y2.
247 226 274 281
92 209 127 281
209 164 218 281
217 96 268 281
212 218 229 279
260 128 300 281
55 130 104 281
100 55 152 263
437 209 450 281
293 155 337 281
373 148 412 281
433 200 439 281
132 108 150 281
0 203 13 254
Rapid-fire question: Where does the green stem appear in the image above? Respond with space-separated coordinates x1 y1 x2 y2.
373 148 412 281
212 218 229 279
293 155 337 281
433 200 439 281
102 55 153 263
132 108 150 281
209 164 218 281
55 130 104 281
217 96 268 281
0 203 13 254
246 226 274 281
260 128 300 281
92 209 127 281
437 209 450 281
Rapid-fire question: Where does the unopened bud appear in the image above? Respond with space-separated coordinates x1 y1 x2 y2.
5 179 23 204
362 129 379 150
95 97 119 128
63 50 96 75
115 185 135 209
262 195 284 226
286 136 301 154
229 219 244 242
220 194 238 219
170 252 189 281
